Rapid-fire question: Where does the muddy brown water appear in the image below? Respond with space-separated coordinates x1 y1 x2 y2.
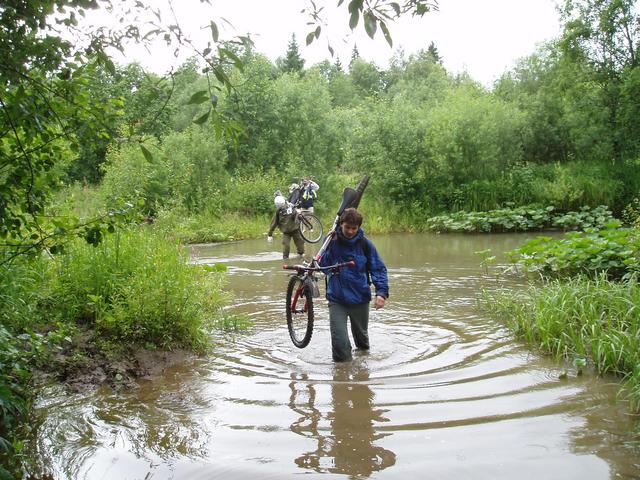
30 233 640 479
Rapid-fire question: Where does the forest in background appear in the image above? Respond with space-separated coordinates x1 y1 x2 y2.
55 3 640 235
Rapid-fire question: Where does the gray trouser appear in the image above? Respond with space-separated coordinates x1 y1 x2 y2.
328 301 370 362
282 230 305 258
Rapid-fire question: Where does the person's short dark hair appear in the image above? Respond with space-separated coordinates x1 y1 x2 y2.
339 207 363 227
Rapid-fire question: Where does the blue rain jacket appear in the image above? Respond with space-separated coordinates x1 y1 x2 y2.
319 227 389 305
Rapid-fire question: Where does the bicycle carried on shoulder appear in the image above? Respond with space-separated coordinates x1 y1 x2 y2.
295 205 323 244
282 175 369 348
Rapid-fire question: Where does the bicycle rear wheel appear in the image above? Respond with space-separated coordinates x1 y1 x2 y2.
299 213 323 244
286 275 314 348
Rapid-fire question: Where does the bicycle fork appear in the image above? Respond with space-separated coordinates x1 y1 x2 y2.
290 278 308 314
290 275 320 313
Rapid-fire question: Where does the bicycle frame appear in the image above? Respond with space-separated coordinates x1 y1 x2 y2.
283 261 355 309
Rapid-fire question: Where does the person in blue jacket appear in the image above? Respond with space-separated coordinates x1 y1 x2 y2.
319 208 389 362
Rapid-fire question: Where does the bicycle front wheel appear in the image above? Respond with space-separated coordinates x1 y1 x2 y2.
299 213 323 244
286 275 314 348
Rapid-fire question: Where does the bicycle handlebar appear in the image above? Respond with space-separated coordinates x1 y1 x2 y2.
283 260 355 273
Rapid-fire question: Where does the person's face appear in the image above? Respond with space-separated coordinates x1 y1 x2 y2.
341 222 359 239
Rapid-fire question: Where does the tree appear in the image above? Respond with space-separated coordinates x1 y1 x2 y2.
427 41 442 64
278 34 306 74
349 58 383 96
0 0 438 260
559 0 640 161
385 49 450 103
350 45 361 67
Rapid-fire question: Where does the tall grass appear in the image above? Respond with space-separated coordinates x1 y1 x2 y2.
48 226 230 351
483 274 640 411
153 207 271 244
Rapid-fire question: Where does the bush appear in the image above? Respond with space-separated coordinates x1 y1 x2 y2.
46 227 229 350
551 205 615 231
508 223 639 280
221 171 284 216
100 127 229 215
528 162 622 211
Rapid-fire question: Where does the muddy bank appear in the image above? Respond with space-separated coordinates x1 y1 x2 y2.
36 329 198 392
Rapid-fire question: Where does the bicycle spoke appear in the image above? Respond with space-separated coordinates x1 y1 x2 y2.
299 214 323 244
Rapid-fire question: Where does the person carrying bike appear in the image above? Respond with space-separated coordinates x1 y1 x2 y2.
318 207 388 362
299 178 319 214
268 194 305 259
287 183 301 205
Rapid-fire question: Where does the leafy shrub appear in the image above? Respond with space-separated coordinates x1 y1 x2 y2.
100 127 229 215
0 257 53 473
426 205 552 233
551 205 615 231
221 171 283 216
426 205 616 234
508 223 639 280
528 162 622 211
47 226 229 350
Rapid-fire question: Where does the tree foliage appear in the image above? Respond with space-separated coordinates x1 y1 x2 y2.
278 34 305 74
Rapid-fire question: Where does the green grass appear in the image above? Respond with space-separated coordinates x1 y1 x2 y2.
483 274 640 411
46 225 231 351
0 224 236 473
153 207 271 243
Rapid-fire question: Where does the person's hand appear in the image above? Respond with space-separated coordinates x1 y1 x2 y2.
374 295 386 310
267 236 273 243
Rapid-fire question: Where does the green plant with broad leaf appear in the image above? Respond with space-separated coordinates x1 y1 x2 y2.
508 223 639 280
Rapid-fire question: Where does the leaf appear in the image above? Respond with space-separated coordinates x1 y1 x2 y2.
348 0 363 14
220 47 243 70
306 31 315 46
186 90 209 105
390 2 401 16
210 21 219 42
364 11 377 38
193 110 211 125
349 10 360 29
315 25 321 39
140 144 153 162
380 21 393 47
142 28 162 41
212 67 230 89
328 44 334 56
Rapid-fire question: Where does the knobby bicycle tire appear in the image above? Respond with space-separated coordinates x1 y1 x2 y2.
299 213 323 244
286 275 314 348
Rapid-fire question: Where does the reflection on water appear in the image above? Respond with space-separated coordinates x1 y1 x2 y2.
291 363 396 475
28 233 640 479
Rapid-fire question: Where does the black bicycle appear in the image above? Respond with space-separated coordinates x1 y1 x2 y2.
297 210 323 244
283 175 370 348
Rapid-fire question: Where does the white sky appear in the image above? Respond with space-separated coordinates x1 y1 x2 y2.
109 0 563 86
